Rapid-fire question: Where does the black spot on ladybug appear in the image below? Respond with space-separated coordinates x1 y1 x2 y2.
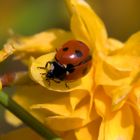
63 47 68 51
82 67 88 75
75 50 83 57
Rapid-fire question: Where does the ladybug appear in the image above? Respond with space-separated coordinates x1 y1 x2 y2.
38 40 92 87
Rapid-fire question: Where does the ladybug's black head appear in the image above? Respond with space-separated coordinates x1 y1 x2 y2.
46 71 54 78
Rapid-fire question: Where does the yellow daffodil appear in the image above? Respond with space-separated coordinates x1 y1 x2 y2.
0 0 140 140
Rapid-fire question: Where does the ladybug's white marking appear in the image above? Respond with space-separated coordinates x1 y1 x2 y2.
70 54 75 59
50 64 54 70
66 71 70 75
63 64 67 68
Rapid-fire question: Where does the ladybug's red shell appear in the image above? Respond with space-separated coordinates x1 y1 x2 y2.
65 59 92 81
55 40 90 66
55 40 92 81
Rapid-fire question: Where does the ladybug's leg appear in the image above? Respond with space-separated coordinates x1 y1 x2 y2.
40 73 46 75
37 66 45 69
46 78 51 86
45 61 53 68
52 79 61 83
65 82 69 89
37 61 53 69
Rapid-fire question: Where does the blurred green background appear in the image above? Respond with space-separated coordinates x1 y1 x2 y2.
0 0 140 135
0 0 70 47
0 0 140 48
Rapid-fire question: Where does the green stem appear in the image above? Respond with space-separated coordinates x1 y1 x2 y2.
0 90 61 140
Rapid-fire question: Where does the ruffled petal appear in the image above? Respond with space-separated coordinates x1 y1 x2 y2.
95 33 140 93
104 55 140 74
95 31 140 111
98 105 134 140
103 85 132 111
95 57 131 86
45 116 85 131
75 118 101 140
118 31 140 56
10 85 62 124
62 130 77 140
69 0 108 54
94 86 111 117
4 29 73 64
0 42 16 62
9 84 97 131
31 90 89 115
106 38 123 52
31 93 73 116
94 87 134 140
127 82 140 126
32 94 98 131
105 32 140 72
69 90 88 110
133 125 140 140
128 82 140 111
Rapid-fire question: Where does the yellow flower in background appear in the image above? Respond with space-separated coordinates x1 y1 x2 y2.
0 0 140 140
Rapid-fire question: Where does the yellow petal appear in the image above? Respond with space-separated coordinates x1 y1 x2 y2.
69 89 88 110
94 85 131 117
62 130 76 140
12 84 96 130
119 31 140 56
0 127 43 140
11 85 62 123
31 90 89 115
71 13 91 48
31 90 88 112
31 93 73 116
45 116 84 131
107 38 123 52
32 96 97 131
94 86 111 117
97 32 140 87
95 57 130 86
5 111 22 127
103 32 140 85
75 118 101 140
129 83 140 110
131 107 140 127
0 42 15 62
103 85 132 111
5 29 73 64
98 105 134 140
127 82 140 125
30 52 94 92
8 29 73 53
133 124 140 140
45 106 97 132
70 0 108 54
105 55 140 73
